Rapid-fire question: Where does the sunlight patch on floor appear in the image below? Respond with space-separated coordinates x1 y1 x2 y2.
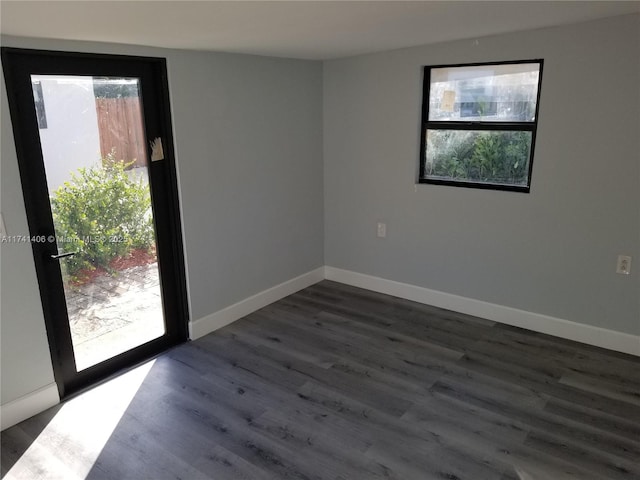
5 360 156 480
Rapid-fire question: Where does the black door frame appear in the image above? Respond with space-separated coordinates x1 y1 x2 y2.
1 47 189 398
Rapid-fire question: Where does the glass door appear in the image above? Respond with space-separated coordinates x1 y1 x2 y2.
32 74 165 371
2 48 189 397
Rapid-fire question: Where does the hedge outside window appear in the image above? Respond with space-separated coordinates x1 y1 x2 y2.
419 60 543 192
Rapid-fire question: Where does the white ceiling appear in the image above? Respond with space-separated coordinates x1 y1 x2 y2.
1 1 639 60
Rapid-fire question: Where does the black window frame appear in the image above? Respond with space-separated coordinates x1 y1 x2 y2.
418 59 544 193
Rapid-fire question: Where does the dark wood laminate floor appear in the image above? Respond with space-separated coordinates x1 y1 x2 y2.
2 280 640 480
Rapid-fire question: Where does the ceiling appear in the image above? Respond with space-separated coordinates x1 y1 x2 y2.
1 1 638 60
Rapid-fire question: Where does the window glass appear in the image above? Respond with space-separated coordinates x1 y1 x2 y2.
428 63 540 122
425 129 532 188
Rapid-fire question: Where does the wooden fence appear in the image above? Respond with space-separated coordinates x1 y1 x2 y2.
95 97 147 168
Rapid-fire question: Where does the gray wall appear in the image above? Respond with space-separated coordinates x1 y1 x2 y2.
1 36 324 405
168 51 323 320
324 14 640 335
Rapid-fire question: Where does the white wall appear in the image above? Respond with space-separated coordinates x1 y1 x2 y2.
1 69 58 409
324 14 640 336
1 37 324 414
34 75 102 193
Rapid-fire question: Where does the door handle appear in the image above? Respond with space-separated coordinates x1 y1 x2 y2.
50 251 77 260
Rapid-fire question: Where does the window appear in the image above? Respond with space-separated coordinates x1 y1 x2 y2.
419 60 543 192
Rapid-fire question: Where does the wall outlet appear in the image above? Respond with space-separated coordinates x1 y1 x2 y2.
616 255 632 275
377 222 386 238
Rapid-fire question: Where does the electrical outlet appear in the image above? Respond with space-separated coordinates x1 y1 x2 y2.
377 222 386 238
616 255 632 275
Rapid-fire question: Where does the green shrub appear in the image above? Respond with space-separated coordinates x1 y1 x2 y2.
430 131 530 185
51 155 154 278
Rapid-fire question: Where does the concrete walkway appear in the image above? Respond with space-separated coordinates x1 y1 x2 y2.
65 263 165 371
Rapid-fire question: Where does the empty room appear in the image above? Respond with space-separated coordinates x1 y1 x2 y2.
1 1 639 479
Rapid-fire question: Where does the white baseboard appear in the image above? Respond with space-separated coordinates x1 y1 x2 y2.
1 383 59 431
190 267 325 340
325 267 640 356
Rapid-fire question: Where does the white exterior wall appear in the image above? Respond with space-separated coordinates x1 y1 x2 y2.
33 75 101 193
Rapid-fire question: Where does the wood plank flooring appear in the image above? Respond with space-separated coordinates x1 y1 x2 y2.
2 280 639 479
